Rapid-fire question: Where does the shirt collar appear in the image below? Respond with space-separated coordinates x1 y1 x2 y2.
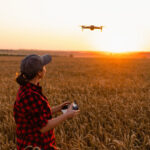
25 82 42 93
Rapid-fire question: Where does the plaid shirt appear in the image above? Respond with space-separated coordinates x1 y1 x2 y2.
13 82 57 150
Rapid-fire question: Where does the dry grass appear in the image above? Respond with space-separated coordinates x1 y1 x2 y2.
0 56 150 150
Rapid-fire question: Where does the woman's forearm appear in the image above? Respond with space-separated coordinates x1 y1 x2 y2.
40 113 68 133
51 105 61 114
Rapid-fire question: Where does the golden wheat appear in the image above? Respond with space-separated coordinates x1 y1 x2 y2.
0 56 150 150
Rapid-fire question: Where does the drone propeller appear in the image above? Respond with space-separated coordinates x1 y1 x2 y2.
79 25 85 31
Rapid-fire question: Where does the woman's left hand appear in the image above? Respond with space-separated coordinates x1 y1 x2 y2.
59 101 71 110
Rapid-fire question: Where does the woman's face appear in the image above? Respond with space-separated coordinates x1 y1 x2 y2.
38 66 46 79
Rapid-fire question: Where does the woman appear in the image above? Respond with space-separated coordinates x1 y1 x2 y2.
13 54 80 150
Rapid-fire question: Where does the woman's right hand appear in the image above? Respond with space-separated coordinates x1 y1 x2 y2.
65 103 80 119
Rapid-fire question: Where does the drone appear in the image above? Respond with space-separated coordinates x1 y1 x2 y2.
80 25 104 32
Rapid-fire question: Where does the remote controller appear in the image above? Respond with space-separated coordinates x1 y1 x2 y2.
61 101 79 113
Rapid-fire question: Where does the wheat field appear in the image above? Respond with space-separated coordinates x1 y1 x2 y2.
0 56 150 150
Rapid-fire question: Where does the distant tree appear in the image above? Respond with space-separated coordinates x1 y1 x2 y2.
69 54 74 58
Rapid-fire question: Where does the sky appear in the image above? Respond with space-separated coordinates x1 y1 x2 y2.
0 0 150 53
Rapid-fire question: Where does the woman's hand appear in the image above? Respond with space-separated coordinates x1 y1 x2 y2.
65 103 80 119
59 101 71 110
52 101 71 114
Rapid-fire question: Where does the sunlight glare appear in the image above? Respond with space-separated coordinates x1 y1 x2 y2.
90 26 142 53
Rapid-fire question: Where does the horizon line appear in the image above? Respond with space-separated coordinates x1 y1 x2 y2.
1 48 150 54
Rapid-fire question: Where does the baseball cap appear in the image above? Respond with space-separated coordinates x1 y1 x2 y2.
20 54 52 75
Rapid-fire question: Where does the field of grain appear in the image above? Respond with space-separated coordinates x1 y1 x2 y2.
0 56 150 150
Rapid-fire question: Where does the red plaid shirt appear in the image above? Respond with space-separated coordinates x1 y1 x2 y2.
13 82 57 150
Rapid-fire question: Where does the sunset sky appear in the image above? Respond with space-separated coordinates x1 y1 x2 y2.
0 0 150 53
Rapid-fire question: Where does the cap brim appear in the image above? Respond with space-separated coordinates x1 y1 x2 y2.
41 55 52 65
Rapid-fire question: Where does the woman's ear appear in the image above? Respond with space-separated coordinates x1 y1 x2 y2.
37 71 43 78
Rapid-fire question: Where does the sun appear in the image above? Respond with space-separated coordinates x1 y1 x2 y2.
90 28 141 53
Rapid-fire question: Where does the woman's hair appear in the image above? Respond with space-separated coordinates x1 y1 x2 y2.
16 71 42 86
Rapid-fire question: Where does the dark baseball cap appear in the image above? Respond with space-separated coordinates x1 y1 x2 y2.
20 54 52 75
